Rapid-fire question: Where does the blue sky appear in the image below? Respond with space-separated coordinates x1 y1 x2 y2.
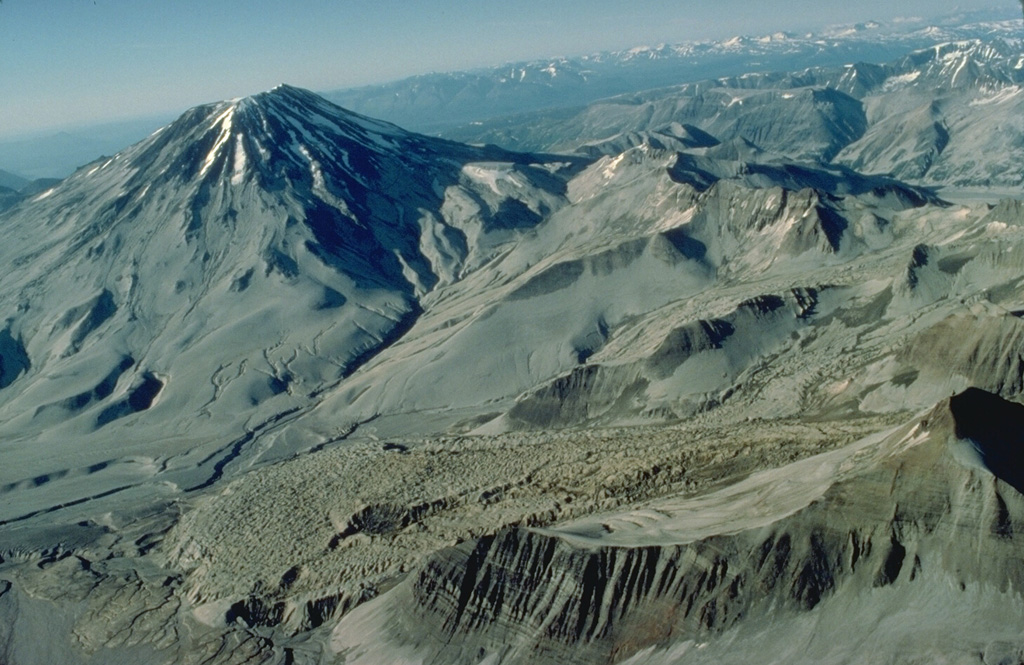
0 0 999 139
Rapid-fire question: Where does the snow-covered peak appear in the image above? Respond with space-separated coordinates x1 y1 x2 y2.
246 83 403 136
0 85 580 504
115 84 413 190
897 38 1019 89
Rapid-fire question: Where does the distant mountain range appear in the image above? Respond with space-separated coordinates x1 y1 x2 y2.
324 7 1020 134
446 33 1024 191
0 169 28 191
1 7 1017 180
0 114 177 180
0 168 61 212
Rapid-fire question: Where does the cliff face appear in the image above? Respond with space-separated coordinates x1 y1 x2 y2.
333 388 1024 664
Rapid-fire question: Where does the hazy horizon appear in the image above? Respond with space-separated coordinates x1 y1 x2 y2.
0 0 1008 141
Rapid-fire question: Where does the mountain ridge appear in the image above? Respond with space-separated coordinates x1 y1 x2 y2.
324 8 1021 134
332 388 1024 665
442 34 1024 192
0 85 586 523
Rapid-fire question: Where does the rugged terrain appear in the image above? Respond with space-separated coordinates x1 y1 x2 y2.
446 19 1024 192
334 389 1024 665
2 18 1024 664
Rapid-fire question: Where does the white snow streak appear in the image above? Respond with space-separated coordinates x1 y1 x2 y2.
232 134 247 185
199 106 235 178
299 145 326 191
950 56 968 86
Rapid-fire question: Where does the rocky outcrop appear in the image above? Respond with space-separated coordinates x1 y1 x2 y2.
508 288 820 428
0 328 30 390
59 289 117 356
95 371 165 427
903 311 1024 399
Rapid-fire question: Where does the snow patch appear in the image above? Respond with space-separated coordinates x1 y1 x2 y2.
883 71 921 89
651 207 696 232
231 134 247 185
602 154 625 179
950 55 968 86
199 106 235 178
463 164 523 196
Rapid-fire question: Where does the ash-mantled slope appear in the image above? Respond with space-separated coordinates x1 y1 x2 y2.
1 73 1024 664
306 138 942 432
0 85 581 522
0 73 1009 535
